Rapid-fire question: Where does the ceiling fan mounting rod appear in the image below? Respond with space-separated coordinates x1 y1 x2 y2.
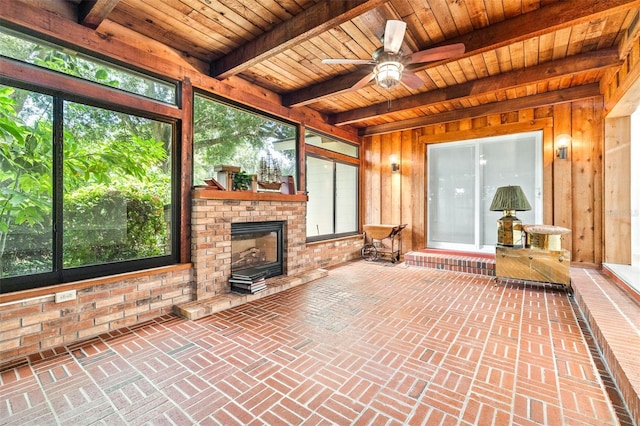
372 47 403 64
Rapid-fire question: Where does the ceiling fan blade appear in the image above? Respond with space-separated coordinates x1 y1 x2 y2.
322 58 374 65
401 71 424 90
383 20 406 53
405 43 466 64
352 72 375 90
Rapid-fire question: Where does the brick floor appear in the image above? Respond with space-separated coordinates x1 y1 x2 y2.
0 260 632 425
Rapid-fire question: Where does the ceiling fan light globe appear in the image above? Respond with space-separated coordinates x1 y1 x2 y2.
375 61 403 89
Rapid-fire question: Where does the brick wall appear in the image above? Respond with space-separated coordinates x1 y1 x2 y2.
0 194 363 366
0 265 192 364
305 237 364 270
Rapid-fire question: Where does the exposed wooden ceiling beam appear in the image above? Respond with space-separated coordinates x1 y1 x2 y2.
283 0 640 107
285 69 375 108
78 0 119 29
618 10 640 59
360 84 602 136
433 0 640 64
210 0 389 79
331 49 621 125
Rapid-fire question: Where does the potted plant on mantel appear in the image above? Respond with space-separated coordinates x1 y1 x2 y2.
232 171 253 191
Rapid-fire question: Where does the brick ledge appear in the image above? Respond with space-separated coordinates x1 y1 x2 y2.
404 250 496 276
174 268 328 320
571 267 640 426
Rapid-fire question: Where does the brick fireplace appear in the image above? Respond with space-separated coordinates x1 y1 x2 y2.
191 189 308 301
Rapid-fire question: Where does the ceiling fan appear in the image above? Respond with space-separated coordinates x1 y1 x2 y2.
322 20 465 90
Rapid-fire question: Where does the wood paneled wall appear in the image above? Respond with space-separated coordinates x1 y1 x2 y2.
362 99 605 267
604 116 632 264
599 28 640 265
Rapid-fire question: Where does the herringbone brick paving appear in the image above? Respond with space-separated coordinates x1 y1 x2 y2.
0 261 628 425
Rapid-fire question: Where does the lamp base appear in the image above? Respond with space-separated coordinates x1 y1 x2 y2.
496 213 524 247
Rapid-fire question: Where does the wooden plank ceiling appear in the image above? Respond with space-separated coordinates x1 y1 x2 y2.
35 0 640 134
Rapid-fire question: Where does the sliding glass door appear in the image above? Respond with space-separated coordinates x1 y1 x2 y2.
427 131 543 252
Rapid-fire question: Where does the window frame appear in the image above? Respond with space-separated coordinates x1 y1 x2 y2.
0 58 182 294
305 130 360 243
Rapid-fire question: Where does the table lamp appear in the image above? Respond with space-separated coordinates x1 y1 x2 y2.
489 185 531 247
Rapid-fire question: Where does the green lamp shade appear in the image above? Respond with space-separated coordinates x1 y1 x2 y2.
490 185 531 212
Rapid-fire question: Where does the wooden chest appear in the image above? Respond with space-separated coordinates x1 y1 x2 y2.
495 247 571 287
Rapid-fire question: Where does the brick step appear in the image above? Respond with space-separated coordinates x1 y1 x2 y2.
572 267 640 425
404 250 496 276
174 268 328 320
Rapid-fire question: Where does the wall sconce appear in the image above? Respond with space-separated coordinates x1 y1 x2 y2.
389 155 400 172
556 145 567 159
556 135 570 159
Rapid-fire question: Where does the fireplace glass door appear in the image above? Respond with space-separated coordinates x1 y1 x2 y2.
231 221 284 278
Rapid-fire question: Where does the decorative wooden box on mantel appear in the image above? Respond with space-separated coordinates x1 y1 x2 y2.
213 165 240 190
495 225 571 290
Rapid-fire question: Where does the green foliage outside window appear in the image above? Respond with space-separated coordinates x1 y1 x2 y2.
0 87 53 277
0 83 173 280
193 94 297 187
0 32 174 284
63 185 167 267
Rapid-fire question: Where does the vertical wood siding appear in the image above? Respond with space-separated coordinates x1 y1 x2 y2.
362 100 606 266
604 116 632 264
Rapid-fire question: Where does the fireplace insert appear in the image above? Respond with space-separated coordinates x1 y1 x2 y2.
231 221 284 278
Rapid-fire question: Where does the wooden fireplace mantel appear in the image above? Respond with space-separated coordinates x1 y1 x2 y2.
193 187 308 202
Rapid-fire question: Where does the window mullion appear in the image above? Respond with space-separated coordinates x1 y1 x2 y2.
475 141 481 250
53 97 64 278
333 161 337 234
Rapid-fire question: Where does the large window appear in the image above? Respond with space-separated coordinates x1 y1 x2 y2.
62 102 173 269
427 131 542 252
192 93 297 187
0 26 176 104
0 35 177 294
305 131 359 241
0 87 54 280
